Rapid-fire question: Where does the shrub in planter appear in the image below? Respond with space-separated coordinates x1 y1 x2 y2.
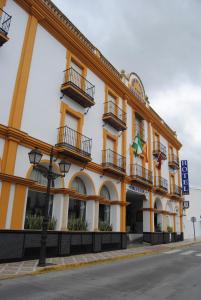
99 221 113 232
68 218 88 231
167 226 173 233
25 215 57 230
156 223 162 232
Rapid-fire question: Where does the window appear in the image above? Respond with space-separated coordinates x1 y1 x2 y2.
68 177 87 226
99 185 111 225
100 185 111 200
135 113 144 140
72 177 87 194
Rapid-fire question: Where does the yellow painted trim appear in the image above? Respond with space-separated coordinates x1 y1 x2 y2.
8 15 38 129
10 184 27 229
0 0 6 9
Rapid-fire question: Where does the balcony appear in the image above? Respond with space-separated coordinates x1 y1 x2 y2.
55 126 92 162
153 141 167 160
170 184 182 198
154 176 168 194
169 154 179 170
130 164 153 187
0 9 11 46
102 149 126 176
61 67 95 108
102 101 127 131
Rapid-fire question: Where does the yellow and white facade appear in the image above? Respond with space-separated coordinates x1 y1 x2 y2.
0 0 183 236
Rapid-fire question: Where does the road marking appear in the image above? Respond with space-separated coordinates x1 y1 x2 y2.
180 250 196 255
164 249 182 254
195 253 201 257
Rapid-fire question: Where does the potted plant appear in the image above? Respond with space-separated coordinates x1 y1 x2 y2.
157 223 162 232
68 218 88 231
99 221 113 232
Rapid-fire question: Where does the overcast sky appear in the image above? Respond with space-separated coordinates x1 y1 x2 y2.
52 0 201 187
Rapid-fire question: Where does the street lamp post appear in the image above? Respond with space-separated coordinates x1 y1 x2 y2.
28 147 71 267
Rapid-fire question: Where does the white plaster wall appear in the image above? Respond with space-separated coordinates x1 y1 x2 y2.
110 205 120 231
5 183 15 229
160 135 169 183
83 70 105 164
21 24 66 145
14 145 31 177
0 1 28 126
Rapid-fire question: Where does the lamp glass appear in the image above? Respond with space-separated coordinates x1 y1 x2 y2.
28 148 43 165
59 160 71 174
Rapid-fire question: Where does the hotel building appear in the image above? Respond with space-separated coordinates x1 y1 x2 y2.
0 0 183 244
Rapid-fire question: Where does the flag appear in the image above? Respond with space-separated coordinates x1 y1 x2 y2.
143 143 148 163
156 151 162 169
131 133 143 156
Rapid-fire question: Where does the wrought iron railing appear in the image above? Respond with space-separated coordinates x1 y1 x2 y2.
102 149 126 173
153 141 167 157
104 101 126 123
0 9 11 36
62 67 95 99
57 126 92 157
155 176 168 191
170 184 181 196
130 164 152 183
169 154 179 166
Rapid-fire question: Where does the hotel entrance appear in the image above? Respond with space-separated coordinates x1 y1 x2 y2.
126 185 147 243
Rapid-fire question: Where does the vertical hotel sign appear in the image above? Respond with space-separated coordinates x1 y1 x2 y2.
181 160 189 195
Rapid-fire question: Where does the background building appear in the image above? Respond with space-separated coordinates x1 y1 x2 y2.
183 187 201 239
0 0 183 245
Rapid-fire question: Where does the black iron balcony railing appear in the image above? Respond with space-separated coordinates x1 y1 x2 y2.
130 164 153 184
153 141 167 159
57 126 92 157
104 101 127 124
169 154 179 167
0 8 11 36
155 176 168 191
170 184 181 197
102 149 126 173
62 67 95 99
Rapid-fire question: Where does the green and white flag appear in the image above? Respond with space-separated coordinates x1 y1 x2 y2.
131 133 143 156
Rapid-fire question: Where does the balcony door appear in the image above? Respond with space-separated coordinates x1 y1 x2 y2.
64 113 80 150
106 137 116 167
70 60 84 90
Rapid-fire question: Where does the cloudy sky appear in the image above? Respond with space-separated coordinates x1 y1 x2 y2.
53 0 201 187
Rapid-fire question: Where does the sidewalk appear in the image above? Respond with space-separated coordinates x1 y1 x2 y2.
0 238 200 280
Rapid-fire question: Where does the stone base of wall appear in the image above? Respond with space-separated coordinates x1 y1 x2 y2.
0 230 127 263
143 232 184 245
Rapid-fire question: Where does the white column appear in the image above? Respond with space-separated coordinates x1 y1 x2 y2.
110 205 120 232
52 194 64 230
61 194 69 230
86 200 96 231
143 211 150 232
94 201 99 231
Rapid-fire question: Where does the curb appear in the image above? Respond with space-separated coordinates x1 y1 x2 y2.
1 240 201 281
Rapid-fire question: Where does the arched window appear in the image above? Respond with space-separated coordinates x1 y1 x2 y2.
99 185 111 229
100 185 111 200
72 177 87 195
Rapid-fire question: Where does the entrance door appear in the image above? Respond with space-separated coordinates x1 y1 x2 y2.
126 190 144 233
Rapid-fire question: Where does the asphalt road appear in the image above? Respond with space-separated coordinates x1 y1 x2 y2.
1 244 201 300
